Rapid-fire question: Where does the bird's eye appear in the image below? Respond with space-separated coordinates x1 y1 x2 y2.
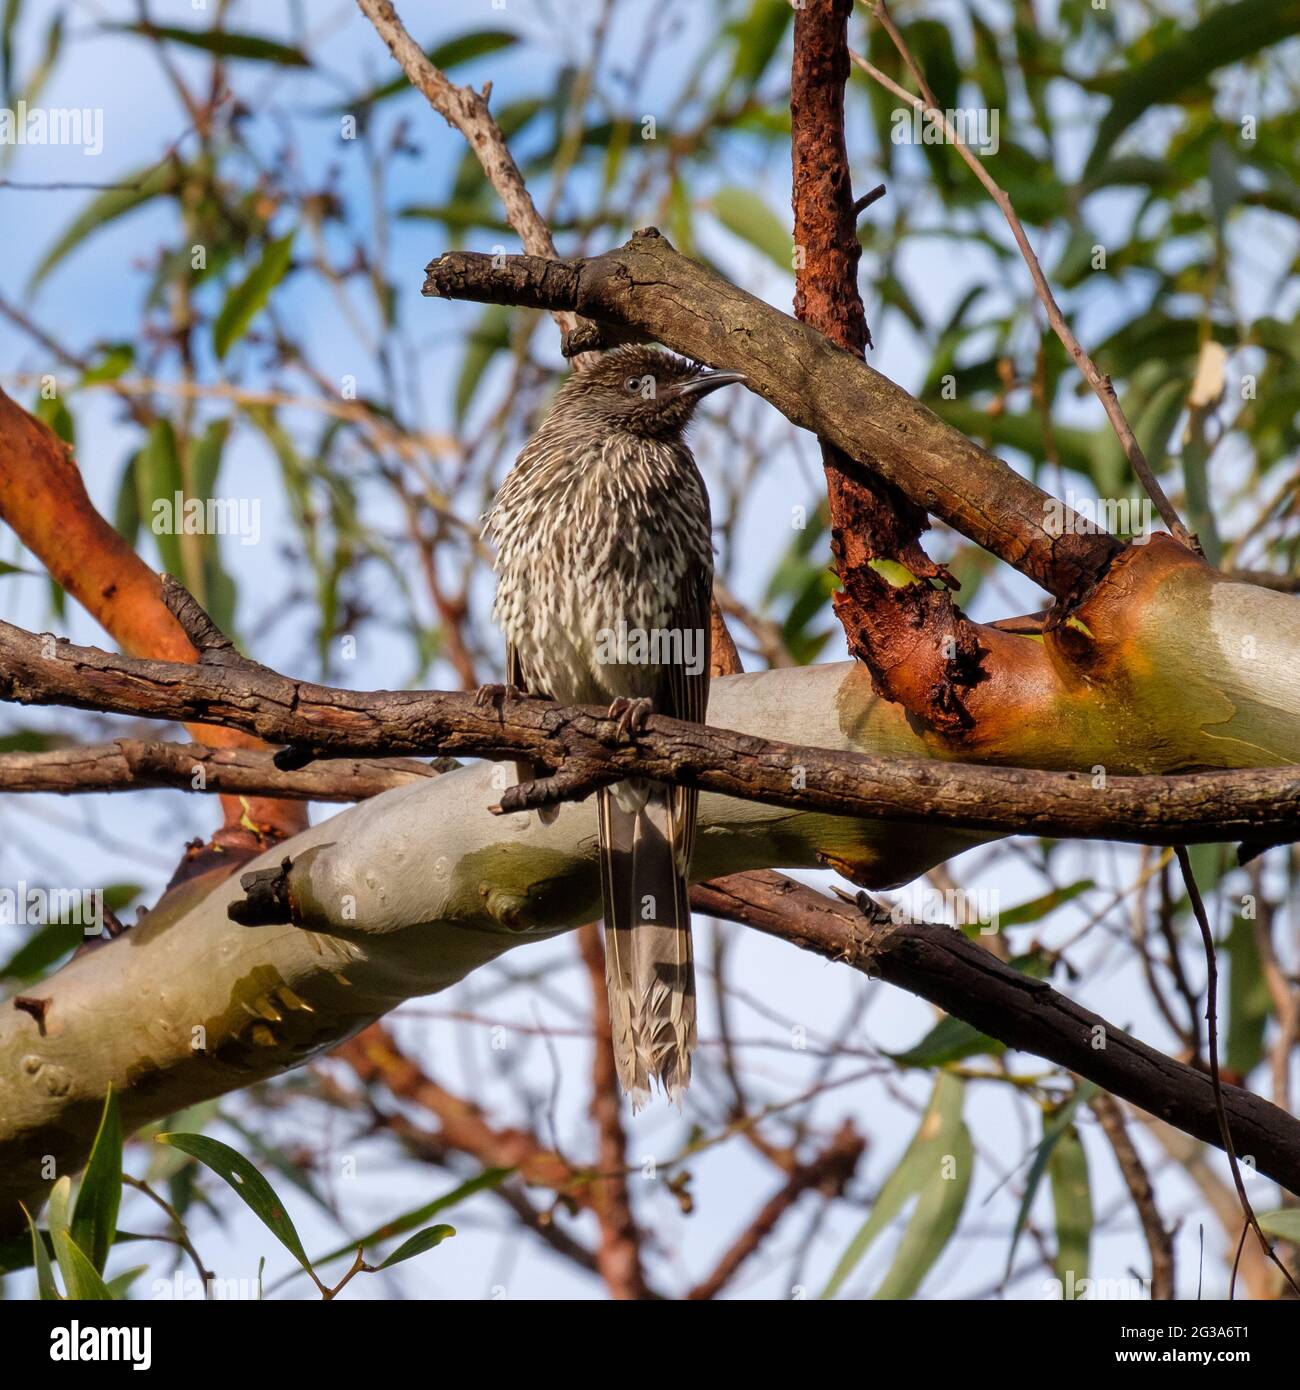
625 375 641 393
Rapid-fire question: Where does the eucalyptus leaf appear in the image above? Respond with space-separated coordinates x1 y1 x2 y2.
71 1087 122 1274
21 1203 60 1301
156 1132 314 1276
375 1223 456 1269
710 188 792 273
104 23 309 67
213 233 295 360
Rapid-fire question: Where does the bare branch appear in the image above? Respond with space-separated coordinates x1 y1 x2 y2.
694 871 1300 1197
0 740 447 800
1089 1092 1175 1300
423 233 1124 600
3 620 1299 845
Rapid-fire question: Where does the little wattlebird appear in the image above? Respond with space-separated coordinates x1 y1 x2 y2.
484 345 744 1106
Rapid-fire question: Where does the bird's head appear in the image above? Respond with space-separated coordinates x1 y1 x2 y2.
553 345 745 440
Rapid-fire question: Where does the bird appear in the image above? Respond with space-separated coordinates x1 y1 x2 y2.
483 345 743 1106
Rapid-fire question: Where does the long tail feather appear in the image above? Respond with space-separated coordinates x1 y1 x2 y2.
597 779 695 1107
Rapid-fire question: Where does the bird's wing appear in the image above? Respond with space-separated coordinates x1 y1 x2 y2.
656 560 712 873
598 560 710 1105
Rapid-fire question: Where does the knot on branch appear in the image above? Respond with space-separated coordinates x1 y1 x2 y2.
228 856 296 927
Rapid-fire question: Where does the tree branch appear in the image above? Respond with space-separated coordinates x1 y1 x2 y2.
685 1118 864 1300
5 712 1300 1227
0 740 449 800
790 0 987 734
0 388 306 842
693 871 1300 1197
422 231 1122 602
355 0 587 347
3 620 1299 845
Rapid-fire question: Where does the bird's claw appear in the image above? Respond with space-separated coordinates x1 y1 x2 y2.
607 696 654 741
475 682 525 710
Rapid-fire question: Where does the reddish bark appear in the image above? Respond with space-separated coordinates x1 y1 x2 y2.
578 922 652 1299
790 0 988 734
0 387 305 841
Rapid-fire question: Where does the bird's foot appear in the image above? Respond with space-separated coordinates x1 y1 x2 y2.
474 681 525 710
606 696 655 741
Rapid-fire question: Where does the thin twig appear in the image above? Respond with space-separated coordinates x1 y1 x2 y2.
853 2 1194 549
1088 1094 1174 1299
1174 845 1300 1297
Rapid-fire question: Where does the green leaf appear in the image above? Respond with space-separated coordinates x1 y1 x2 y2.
138 420 183 578
104 883 143 914
28 162 180 291
113 451 141 544
46 1175 72 1239
72 1087 122 1274
873 1120 973 1300
49 1231 114 1300
309 1167 512 1272
710 187 791 273
1226 913 1271 1077
34 391 74 445
80 343 134 385
375 1223 456 1269
0 0 21 107
219 1113 332 1213
106 1265 150 1298
890 1013 1007 1069
213 232 295 360
345 30 516 108
889 955 1049 1067
998 879 1095 930
970 8 1008 116
156 1132 314 1276
186 417 238 632
1084 0 1300 176
1257 1209 1300 1242
1006 1082 1098 1280
105 23 309 66
0 919 82 982
396 201 511 234
1181 418 1223 567
723 0 793 99
47 1177 113 1300
822 1074 969 1298
0 728 68 753
0 1227 151 1278
1048 1123 1092 1291
5 8 61 145
21 1203 60 1300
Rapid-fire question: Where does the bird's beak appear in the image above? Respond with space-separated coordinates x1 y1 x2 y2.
672 370 746 400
